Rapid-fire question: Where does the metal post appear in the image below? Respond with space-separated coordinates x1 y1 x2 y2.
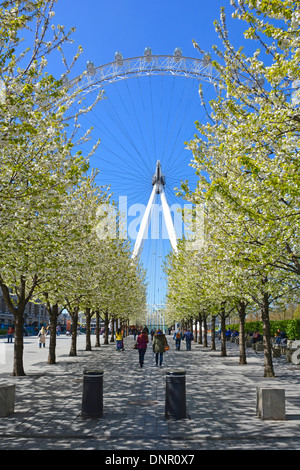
82 369 104 418
165 370 186 419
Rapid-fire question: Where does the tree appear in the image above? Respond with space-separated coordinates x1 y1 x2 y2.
182 0 300 377
0 0 100 375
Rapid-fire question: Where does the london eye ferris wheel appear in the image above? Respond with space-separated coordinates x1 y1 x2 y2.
65 47 218 328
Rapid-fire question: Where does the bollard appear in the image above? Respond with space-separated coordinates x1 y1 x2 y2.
165 370 186 419
272 346 281 358
0 384 15 417
82 369 104 418
256 387 285 420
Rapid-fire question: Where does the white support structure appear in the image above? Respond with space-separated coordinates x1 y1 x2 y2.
132 185 156 259
160 188 178 254
132 161 177 259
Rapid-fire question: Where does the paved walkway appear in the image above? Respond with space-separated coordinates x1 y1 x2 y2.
0 333 300 451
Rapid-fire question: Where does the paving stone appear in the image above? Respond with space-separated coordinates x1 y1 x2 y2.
0 334 300 450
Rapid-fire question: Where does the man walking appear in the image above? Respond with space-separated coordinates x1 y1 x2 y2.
7 326 13 343
183 328 194 350
173 328 183 351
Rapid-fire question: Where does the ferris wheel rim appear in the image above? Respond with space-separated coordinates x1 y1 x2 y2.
63 54 219 93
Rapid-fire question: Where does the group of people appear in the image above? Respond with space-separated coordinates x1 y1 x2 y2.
5 325 48 348
173 328 194 351
224 328 239 341
250 331 262 344
135 328 168 368
133 326 194 368
275 329 287 345
225 328 287 346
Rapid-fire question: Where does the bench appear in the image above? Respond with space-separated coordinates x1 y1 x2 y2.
286 347 300 365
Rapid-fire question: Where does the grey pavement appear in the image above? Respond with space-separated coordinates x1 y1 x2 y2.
0 332 300 451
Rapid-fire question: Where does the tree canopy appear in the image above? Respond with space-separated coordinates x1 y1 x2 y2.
165 0 300 377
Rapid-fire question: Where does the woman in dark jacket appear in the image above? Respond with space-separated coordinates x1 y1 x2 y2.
137 329 149 368
152 329 168 367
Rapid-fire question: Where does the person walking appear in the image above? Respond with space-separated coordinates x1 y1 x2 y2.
173 328 183 351
183 328 194 350
7 326 13 343
116 328 123 351
38 326 47 348
137 329 149 368
153 329 168 367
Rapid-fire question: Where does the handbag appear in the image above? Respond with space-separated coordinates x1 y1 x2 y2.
164 344 170 351
133 343 138 349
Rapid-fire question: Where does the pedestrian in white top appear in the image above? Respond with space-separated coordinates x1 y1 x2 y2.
38 326 47 348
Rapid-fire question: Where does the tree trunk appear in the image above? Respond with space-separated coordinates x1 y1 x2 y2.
104 311 109 345
110 316 115 342
85 307 92 351
238 300 247 365
94 309 100 347
220 308 227 357
48 304 59 365
13 311 26 376
261 292 275 377
203 314 208 347
0 279 28 376
69 308 79 356
198 313 203 344
194 318 197 342
211 315 216 351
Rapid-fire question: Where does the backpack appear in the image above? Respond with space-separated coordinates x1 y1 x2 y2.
176 331 181 339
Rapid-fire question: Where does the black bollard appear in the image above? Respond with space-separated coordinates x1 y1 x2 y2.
82 369 104 418
165 370 186 419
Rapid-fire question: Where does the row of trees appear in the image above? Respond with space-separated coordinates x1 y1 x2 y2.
0 1 147 376
165 0 300 377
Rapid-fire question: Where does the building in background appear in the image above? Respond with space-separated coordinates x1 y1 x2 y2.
0 287 49 328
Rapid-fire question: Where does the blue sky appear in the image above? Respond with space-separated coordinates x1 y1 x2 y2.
49 1 248 310
52 0 244 74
